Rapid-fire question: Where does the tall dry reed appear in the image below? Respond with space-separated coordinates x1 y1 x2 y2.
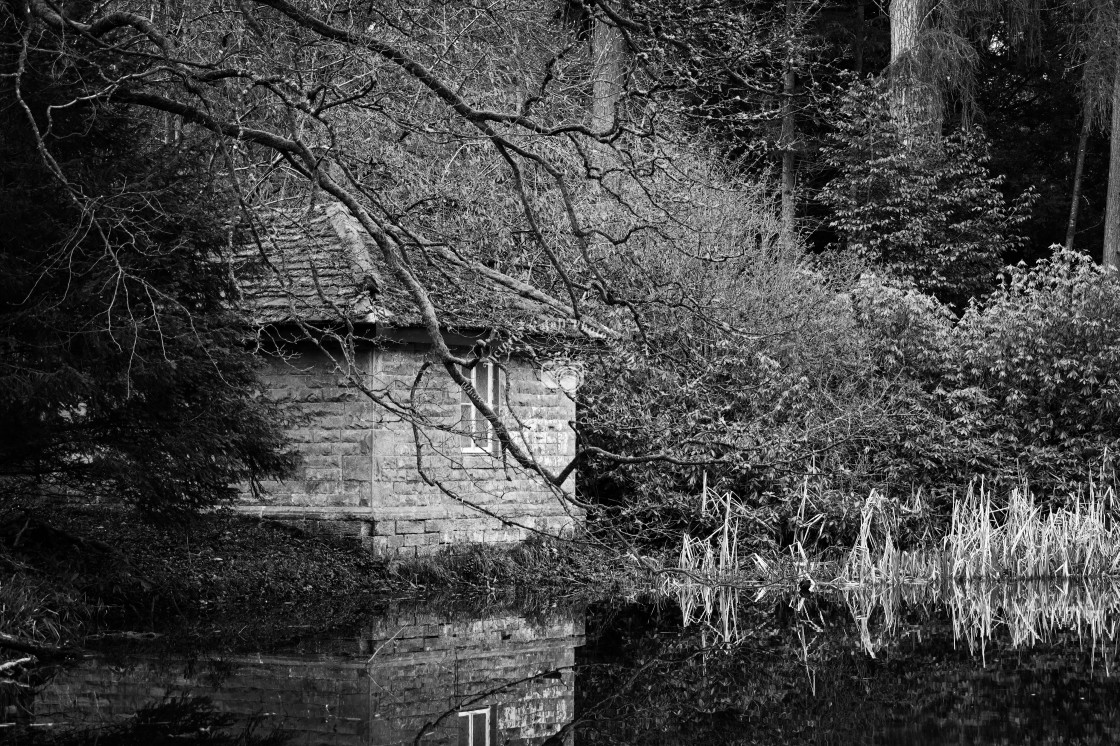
946 480 1120 580
839 490 932 586
663 484 746 642
841 478 1120 583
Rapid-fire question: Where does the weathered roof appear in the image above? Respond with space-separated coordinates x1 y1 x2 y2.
232 203 583 335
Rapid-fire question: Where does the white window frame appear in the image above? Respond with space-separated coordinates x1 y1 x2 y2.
460 361 500 455
458 707 491 746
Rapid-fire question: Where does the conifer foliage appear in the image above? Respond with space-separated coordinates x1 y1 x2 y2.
0 17 296 517
820 78 1033 306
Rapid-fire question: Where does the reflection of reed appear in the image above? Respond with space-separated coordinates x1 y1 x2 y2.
670 578 743 644
947 580 1120 672
841 582 939 657
666 571 1120 676
840 579 1120 673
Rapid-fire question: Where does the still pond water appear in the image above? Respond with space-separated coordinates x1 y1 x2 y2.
8 580 1120 744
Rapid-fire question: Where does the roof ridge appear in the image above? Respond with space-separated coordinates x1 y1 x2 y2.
324 203 384 299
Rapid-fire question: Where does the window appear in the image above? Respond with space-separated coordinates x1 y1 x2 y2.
458 706 494 746
460 361 500 455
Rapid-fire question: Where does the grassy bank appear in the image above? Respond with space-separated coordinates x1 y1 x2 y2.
0 505 645 655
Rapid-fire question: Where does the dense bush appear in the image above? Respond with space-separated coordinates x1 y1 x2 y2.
950 251 1120 491
584 247 1120 547
581 245 929 548
852 248 1120 508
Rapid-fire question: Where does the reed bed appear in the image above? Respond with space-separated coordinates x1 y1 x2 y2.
946 481 1120 580
665 475 1120 655
662 479 1120 672
838 490 936 586
840 479 1120 584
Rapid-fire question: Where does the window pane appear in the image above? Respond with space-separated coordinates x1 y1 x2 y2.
472 711 487 746
461 403 474 449
490 366 500 454
458 714 470 746
475 363 489 403
491 365 500 413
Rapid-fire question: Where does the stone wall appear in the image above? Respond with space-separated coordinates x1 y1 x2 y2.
239 339 581 556
32 610 583 746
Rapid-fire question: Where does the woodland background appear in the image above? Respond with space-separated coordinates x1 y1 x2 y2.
2 0 1120 552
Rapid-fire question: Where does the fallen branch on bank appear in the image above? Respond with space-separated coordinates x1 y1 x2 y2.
0 632 76 661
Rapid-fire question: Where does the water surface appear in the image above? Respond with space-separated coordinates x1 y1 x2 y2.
7 581 1120 744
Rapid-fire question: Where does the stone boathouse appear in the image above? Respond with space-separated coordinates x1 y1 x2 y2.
233 203 586 556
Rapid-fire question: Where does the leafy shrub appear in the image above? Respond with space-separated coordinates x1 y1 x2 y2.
949 249 1120 495
586 247 1120 548
581 245 937 548
853 248 1120 508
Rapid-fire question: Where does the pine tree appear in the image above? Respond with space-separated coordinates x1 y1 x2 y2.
0 20 296 517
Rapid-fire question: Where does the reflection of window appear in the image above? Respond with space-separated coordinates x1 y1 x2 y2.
458 706 493 746
460 362 500 455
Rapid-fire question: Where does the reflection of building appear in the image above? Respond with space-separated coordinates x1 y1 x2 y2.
366 612 579 745
31 610 583 745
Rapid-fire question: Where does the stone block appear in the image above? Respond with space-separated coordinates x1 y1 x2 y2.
340 455 368 477
287 428 315 444
301 467 341 481
416 543 440 557
306 480 342 497
298 455 338 472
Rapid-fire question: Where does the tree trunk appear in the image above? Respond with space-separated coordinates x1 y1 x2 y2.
1065 114 1091 251
588 15 625 193
780 0 798 246
854 0 866 76
590 18 625 137
889 0 939 140
1105 58 1120 270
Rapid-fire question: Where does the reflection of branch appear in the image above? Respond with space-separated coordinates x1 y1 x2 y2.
543 645 721 745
